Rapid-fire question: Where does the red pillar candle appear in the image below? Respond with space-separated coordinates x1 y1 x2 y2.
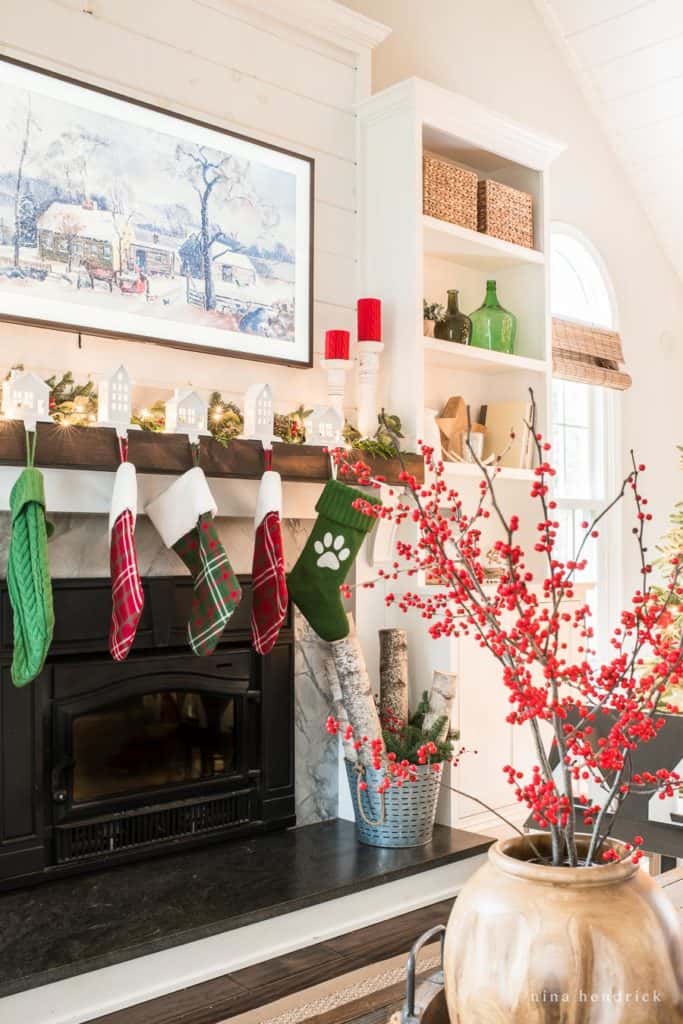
357 297 382 342
324 329 350 360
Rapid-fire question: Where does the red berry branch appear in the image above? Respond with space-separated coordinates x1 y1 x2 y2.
333 391 683 867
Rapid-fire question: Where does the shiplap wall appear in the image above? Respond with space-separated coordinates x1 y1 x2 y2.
0 0 376 416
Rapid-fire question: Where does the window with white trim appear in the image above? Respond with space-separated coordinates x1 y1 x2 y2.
550 226 619 642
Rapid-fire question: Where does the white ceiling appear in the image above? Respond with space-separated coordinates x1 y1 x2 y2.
536 0 683 278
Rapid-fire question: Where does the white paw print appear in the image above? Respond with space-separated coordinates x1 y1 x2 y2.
314 531 350 571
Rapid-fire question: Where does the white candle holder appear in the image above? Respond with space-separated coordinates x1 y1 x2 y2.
320 357 353 419
357 341 384 437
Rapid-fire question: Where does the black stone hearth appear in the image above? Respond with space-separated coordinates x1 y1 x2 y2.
0 819 492 996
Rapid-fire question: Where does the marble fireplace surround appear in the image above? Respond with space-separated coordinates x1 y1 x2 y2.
0 509 340 828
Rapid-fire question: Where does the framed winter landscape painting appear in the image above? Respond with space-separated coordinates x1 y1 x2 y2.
0 58 313 366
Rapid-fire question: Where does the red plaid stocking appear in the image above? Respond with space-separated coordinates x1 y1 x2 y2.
109 461 144 661
251 468 287 654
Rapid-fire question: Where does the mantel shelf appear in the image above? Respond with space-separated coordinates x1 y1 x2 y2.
0 421 424 486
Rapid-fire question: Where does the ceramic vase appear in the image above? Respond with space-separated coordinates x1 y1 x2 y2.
444 834 683 1023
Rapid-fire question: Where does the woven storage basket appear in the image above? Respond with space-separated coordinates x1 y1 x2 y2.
423 153 477 230
345 759 441 848
477 179 534 249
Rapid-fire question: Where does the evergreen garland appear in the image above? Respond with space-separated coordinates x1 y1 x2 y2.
207 391 243 445
343 410 407 459
45 371 97 426
274 404 312 444
131 400 166 433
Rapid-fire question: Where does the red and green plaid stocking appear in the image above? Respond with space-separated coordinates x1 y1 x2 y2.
146 467 241 656
175 513 241 655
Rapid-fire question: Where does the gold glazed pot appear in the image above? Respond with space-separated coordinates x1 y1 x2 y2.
444 834 683 1023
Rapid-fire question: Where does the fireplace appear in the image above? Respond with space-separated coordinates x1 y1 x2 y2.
0 577 295 889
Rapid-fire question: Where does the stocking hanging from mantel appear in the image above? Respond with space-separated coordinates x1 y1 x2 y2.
109 438 144 662
146 461 242 657
8 430 54 687
251 448 288 656
287 479 381 642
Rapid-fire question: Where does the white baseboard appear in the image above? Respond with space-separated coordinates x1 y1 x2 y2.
0 855 486 1024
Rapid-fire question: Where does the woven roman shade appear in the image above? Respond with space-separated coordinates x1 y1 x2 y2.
552 318 632 391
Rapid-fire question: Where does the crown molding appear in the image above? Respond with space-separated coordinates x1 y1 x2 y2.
227 0 390 55
358 77 566 170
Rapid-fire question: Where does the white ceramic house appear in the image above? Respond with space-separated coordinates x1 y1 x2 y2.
1 370 51 429
307 405 344 447
243 383 275 443
164 388 209 443
97 365 132 431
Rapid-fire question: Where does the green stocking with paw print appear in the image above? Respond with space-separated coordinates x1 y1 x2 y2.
287 479 381 641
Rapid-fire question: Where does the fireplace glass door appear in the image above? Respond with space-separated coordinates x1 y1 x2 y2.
70 690 237 803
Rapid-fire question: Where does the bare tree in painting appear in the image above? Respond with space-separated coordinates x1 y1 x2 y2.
109 182 136 272
12 97 40 268
57 212 84 272
45 128 109 202
175 144 254 311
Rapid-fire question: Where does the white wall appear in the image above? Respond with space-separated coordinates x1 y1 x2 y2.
343 0 683 598
0 0 378 420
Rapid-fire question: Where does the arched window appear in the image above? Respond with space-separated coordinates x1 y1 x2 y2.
550 225 619 638
551 226 615 330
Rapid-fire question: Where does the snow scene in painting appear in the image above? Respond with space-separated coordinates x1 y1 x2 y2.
0 73 299 346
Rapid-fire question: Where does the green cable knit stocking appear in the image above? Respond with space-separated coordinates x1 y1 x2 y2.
288 480 380 642
8 432 54 687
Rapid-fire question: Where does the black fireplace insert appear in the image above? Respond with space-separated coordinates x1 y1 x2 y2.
0 577 295 890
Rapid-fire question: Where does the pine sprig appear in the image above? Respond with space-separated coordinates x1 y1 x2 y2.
381 689 455 764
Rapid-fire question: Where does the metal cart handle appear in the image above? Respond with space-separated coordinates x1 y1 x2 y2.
402 924 446 1024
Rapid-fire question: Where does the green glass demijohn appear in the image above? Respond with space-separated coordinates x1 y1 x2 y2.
469 280 517 354
433 289 472 345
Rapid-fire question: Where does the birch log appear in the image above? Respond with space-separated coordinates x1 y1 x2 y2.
324 657 357 763
423 669 456 742
379 628 409 726
330 631 385 767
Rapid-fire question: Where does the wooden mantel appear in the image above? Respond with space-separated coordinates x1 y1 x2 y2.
0 420 424 486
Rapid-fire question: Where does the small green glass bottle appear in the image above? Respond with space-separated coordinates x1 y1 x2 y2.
433 289 471 345
436 290 473 346
468 280 517 354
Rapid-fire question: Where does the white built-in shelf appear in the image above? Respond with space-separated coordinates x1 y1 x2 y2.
423 216 545 270
441 461 535 482
424 337 548 375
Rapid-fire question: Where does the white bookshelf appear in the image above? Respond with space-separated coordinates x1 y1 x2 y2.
357 76 564 448
355 77 566 835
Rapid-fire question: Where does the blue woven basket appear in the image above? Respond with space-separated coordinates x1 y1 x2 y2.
345 759 442 848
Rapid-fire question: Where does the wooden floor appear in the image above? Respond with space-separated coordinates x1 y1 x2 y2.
88 899 453 1024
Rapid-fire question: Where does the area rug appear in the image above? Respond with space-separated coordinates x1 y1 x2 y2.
224 948 440 1024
